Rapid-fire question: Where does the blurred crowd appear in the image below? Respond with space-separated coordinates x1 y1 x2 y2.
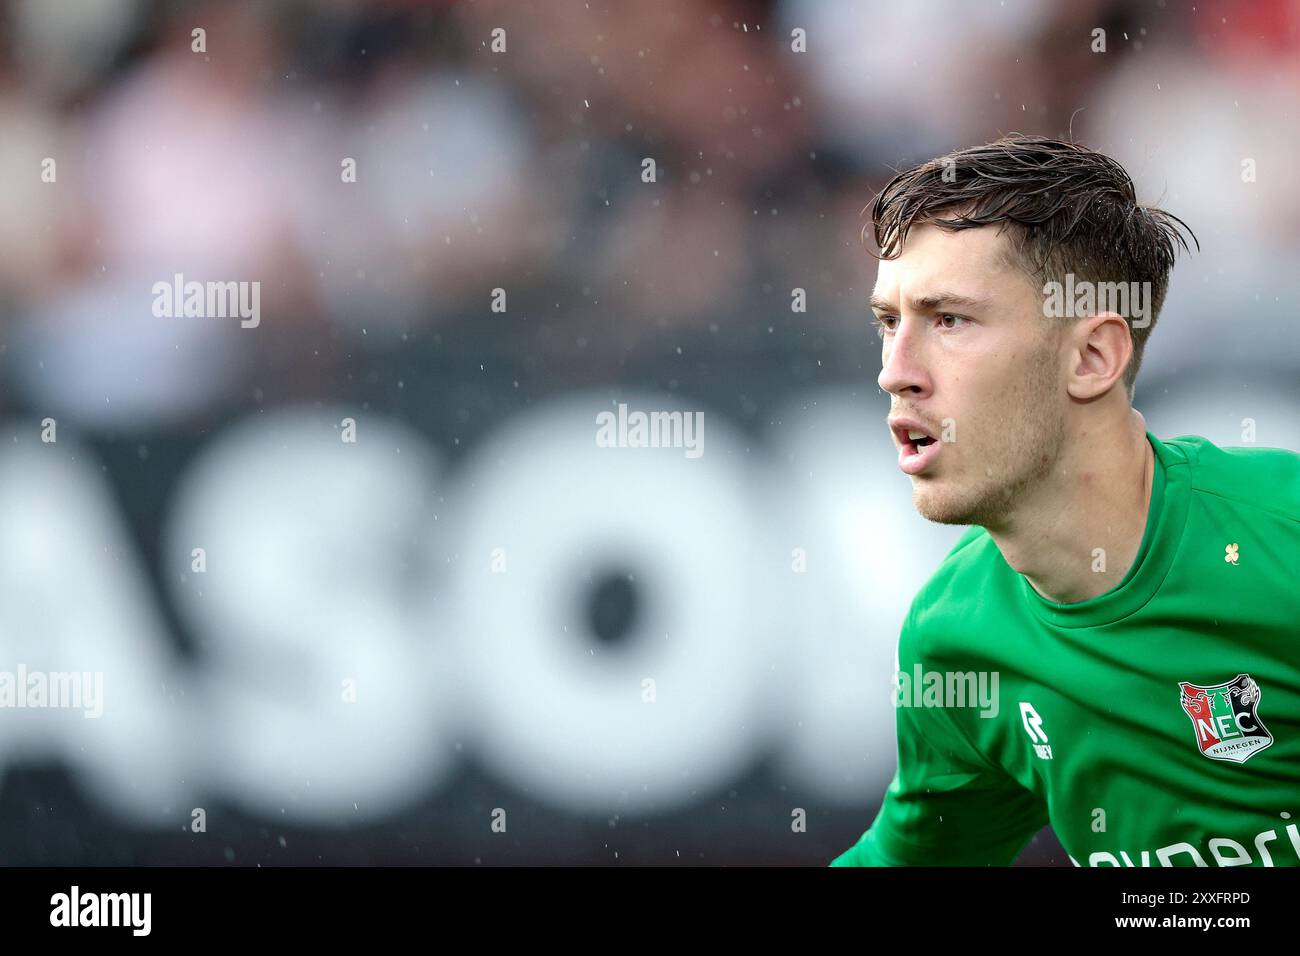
0 0 1296 430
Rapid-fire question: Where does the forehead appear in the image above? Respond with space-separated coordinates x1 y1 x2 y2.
872 222 1027 302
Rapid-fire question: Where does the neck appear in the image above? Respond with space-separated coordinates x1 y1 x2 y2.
985 408 1155 604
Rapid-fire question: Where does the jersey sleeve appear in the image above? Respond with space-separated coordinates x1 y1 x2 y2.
830 603 1048 866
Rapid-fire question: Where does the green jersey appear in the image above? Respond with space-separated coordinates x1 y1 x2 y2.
832 431 1300 867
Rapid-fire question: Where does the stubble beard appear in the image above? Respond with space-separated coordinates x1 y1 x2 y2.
911 333 1067 529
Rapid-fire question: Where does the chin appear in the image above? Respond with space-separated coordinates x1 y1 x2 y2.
912 484 979 526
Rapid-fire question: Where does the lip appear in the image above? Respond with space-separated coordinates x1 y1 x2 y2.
887 416 942 476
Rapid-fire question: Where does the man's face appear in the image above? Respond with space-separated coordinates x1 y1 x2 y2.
872 222 1068 528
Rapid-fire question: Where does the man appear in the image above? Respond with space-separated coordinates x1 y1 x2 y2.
832 135 1300 867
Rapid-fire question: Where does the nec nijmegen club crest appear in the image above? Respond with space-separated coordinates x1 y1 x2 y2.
1179 674 1273 764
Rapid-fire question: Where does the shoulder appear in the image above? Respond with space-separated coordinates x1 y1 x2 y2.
1159 433 1300 524
899 524 1000 662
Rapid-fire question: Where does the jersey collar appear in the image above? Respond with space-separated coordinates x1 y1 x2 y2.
1016 431 1190 628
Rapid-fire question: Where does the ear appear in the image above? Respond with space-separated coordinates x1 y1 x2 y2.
1065 312 1132 401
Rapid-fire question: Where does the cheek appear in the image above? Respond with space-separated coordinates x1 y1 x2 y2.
980 348 1037 399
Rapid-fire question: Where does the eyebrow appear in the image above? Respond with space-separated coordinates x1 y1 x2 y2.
869 292 994 314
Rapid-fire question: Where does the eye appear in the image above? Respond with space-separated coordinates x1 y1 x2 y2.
938 313 968 330
871 314 898 336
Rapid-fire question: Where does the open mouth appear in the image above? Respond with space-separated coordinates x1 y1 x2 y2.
890 423 942 475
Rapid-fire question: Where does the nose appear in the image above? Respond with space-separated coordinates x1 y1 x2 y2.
877 318 930 398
